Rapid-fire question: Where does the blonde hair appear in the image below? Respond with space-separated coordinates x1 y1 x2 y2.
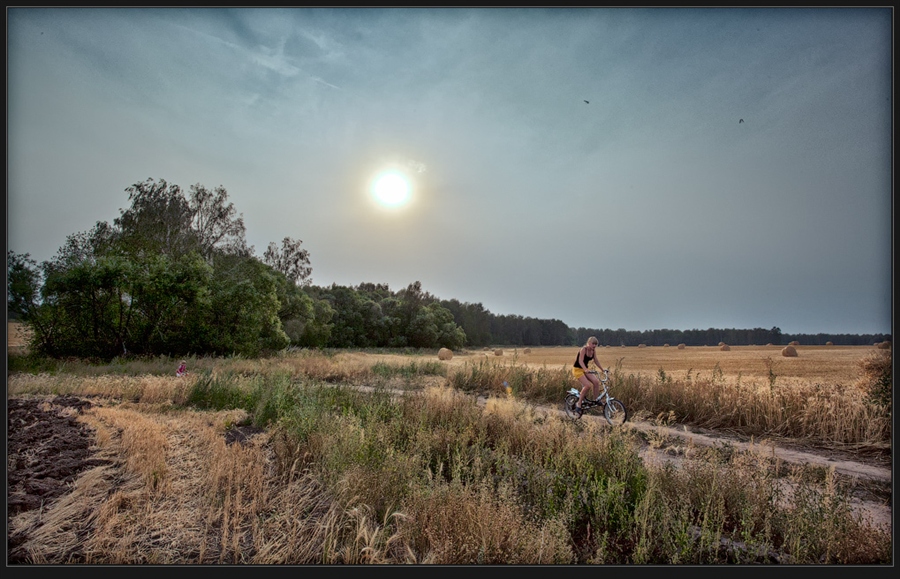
586 337 599 346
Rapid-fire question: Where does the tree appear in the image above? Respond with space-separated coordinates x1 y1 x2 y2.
113 178 195 259
188 183 249 259
203 253 289 356
7 251 42 320
262 237 312 287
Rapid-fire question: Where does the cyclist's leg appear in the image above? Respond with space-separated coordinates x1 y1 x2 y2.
576 374 593 408
586 372 601 400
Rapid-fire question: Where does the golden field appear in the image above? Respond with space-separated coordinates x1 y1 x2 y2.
442 343 879 388
8 321 880 388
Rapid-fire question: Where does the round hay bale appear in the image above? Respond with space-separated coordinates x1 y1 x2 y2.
781 345 798 357
438 347 453 361
825 341 833 346
720 344 730 351
877 340 891 350
677 343 686 349
663 343 670 347
494 349 503 356
483 346 490 351
766 343 773 346
638 344 646 348
789 341 800 346
523 348 531 354
718 341 726 347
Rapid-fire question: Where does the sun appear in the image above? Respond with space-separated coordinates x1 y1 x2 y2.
371 171 411 207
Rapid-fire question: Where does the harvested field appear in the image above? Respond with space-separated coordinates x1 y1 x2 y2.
449 344 877 387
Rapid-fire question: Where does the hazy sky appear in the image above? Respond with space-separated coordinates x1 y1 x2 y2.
7 8 893 336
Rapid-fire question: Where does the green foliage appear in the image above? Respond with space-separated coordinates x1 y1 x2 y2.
7 251 42 319
204 253 290 356
308 281 467 349
187 370 251 410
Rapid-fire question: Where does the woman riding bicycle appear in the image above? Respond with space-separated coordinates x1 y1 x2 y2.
572 336 608 416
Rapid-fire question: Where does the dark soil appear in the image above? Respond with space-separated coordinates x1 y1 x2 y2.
7 395 112 524
7 396 261 523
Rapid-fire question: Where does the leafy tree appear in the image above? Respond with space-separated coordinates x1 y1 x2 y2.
203 253 290 356
292 297 334 348
7 251 41 320
113 178 195 259
262 237 312 286
188 183 249 259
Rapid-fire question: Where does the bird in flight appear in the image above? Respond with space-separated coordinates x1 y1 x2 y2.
739 119 744 123
584 100 589 104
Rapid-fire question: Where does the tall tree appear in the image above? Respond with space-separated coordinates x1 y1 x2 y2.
114 178 195 259
188 183 249 259
263 237 312 287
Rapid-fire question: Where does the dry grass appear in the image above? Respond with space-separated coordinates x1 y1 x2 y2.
7 353 891 564
8 320 32 354
484 344 874 386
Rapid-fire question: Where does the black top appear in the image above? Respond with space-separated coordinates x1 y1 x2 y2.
573 348 594 368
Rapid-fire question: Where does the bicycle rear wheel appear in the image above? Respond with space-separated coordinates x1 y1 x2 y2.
564 394 582 420
604 399 627 425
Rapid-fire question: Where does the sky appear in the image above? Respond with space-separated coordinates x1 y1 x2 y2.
6 7 894 336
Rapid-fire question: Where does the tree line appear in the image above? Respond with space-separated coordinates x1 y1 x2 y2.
7 178 891 360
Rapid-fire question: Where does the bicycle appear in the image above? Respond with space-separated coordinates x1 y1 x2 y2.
564 369 628 425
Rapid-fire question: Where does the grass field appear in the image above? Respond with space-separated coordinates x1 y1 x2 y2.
6 322 892 564
429 343 877 388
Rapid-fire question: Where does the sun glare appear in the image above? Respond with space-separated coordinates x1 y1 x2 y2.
371 172 411 207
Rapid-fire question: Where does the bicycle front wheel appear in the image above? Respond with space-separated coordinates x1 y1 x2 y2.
564 394 581 420
604 399 627 425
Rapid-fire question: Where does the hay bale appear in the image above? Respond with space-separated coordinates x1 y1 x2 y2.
638 344 646 348
825 341 833 346
766 343 773 346
781 345 798 357
523 348 531 354
789 341 800 346
483 347 490 351
877 340 891 350
720 344 730 351
438 348 453 361
663 343 669 347
677 343 686 349
718 341 726 347
494 349 503 356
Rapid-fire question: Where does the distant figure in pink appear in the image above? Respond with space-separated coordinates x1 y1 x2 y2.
176 360 187 377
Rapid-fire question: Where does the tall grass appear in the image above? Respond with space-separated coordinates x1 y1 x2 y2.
8 356 890 563
9 347 891 448
611 366 890 447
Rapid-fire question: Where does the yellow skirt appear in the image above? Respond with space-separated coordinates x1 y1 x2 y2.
572 367 586 379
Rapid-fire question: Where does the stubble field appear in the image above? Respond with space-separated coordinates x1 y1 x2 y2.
6 322 893 564
389 343 873 388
